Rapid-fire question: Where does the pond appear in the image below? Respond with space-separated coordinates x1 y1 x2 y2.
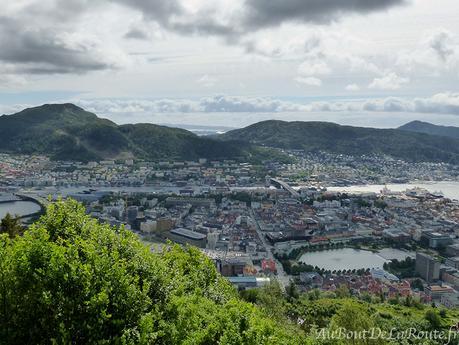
299 248 389 271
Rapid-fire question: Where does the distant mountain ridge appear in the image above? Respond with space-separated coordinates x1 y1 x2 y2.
2 104 459 164
218 120 459 164
399 120 459 139
0 104 245 162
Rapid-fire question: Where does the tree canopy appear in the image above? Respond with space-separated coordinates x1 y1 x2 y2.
0 199 303 344
0 213 22 238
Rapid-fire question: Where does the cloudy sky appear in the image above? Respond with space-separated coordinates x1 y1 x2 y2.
1 0 459 128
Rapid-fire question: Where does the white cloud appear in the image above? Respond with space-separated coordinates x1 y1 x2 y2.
396 29 459 77
0 0 457 107
368 72 409 90
297 60 331 76
196 74 218 88
295 76 323 86
74 95 310 115
345 83 360 91
0 73 27 88
70 92 459 117
413 92 459 115
428 29 457 62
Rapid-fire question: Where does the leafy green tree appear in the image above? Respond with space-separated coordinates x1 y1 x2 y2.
0 213 22 238
330 301 382 345
439 309 447 318
255 281 288 320
360 293 373 304
411 279 424 291
425 310 442 330
0 199 304 344
240 288 259 304
335 284 351 298
286 281 300 300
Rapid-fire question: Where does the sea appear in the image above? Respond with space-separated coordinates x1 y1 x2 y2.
327 181 459 201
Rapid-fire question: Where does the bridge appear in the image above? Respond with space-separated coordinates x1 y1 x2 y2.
270 178 300 199
15 192 50 208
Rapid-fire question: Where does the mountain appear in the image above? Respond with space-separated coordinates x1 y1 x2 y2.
0 104 244 162
3 105 459 164
218 120 459 164
399 120 459 139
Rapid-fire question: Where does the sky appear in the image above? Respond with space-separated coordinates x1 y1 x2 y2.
1 0 459 128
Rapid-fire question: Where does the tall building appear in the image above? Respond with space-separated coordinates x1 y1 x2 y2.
416 253 440 283
126 206 138 224
207 231 219 250
420 231 453 249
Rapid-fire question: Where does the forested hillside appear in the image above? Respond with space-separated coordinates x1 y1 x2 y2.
0 104 245 162
219 120 459 164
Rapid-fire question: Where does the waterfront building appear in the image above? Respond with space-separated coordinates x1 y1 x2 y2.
416 253 440 283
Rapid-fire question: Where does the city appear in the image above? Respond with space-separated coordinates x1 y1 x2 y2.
2 151 459 309
2 0 459 342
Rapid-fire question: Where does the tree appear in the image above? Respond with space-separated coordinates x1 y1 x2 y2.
360 292 372 303
439 309 447 318
330 301 380 345
0 199 303 344
335 284 351 298
404 294 413 307
425 310 442 330
411 278 424 291
286 281 299 300
0 213 22 238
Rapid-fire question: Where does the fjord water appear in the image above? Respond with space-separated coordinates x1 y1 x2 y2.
0 201 41 219
327 181 459 200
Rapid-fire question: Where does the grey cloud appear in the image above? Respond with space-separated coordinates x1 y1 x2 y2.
111 1 240 37
241 0 408 29
0 0 410 76
0 16 122 74
362 94 459 115
414 95 459 115
15 0 92 24
169 19 240 39
112 0 183 24
112 0 408 38
124 0 182 15
429 30 456 61
124 28 150 40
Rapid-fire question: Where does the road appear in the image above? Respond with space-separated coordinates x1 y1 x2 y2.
270 178 300 199
250 209 291 289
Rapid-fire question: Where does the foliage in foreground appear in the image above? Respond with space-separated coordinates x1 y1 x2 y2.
0 199 303 344
241 285 459 345
2 199 459 345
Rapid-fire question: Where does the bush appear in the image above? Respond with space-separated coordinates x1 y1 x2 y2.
0 199 303 344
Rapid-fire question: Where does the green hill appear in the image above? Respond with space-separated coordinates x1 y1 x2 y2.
399 120 459 140
0 104 244 162
219 120 459 164
3 105 459 164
